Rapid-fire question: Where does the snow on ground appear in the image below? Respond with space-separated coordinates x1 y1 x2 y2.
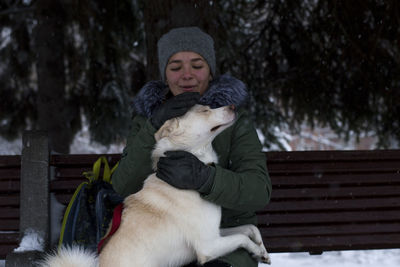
0 135 22 155
69 116 125 154
259 249 400 267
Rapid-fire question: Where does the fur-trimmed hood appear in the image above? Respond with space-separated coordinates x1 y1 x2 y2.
133 74 248 118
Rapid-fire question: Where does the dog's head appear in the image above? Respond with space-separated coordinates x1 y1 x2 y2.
152 104 236 168
155 104 236 145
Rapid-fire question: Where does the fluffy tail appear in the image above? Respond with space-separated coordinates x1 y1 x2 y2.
38 246 98 267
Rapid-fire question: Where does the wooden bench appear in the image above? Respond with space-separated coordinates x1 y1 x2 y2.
0 155 20 260
2 131 400 264
260 150 400 254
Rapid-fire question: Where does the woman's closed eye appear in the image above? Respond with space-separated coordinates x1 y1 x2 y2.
192 65 204 69
168 62 182 71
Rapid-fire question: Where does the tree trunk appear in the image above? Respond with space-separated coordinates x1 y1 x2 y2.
34 0 71 153
143 0 218 81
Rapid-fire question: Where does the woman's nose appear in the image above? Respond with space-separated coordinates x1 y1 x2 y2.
182 66 194 79
182 73 192 79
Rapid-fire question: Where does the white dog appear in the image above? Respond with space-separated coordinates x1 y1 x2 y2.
41 104 270 267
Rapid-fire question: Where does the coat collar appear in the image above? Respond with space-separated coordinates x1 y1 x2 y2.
133 74 248 118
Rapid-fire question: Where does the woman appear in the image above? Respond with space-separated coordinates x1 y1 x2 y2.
112 27 272 267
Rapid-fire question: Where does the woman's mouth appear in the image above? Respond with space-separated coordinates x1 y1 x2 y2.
181 86 196 92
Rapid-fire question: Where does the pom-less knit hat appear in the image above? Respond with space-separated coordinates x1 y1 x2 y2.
157 27 216 81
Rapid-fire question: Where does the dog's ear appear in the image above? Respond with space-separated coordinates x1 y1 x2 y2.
154 118 179 141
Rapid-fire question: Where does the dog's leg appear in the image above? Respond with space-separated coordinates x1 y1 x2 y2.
220 225 270 264
220 224 263 245
195 233 270 265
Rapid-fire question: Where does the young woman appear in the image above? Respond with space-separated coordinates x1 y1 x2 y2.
112 27 272 267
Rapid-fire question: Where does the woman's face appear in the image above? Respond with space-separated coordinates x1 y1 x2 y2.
165 51 212 96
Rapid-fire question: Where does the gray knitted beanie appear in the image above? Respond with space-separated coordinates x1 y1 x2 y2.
157 27 216 81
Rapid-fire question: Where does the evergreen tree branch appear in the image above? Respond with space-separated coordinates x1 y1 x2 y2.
0 7 34 17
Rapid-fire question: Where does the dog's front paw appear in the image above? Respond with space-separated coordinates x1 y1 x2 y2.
261 252 271 265
252 244 271 265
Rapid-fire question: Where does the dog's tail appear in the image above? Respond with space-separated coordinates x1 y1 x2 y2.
38 246 98 267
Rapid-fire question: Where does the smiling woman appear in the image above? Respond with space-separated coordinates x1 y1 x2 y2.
166 51 212 96
111 26 272 267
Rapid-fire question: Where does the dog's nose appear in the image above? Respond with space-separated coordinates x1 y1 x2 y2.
229 105 236 111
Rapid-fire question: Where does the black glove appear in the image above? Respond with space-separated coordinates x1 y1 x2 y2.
150 92 200 129
156 150 215 193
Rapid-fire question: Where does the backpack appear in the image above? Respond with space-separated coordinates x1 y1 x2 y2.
58 156 124 251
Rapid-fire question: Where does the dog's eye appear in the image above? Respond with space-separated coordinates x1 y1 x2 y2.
202 109 209 113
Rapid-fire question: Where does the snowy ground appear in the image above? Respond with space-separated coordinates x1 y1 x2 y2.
260 249 400 267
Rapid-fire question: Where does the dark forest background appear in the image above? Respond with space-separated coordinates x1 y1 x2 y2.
1 0 399 153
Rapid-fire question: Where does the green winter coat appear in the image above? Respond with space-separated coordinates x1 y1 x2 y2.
112 75 272 267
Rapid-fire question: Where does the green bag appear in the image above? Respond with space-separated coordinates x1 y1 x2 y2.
58 156 123 251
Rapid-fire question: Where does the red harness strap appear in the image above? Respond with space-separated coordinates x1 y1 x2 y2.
97 203 124 254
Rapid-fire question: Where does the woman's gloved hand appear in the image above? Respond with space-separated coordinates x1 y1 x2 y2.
150 92 200 129
156 151 215 194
